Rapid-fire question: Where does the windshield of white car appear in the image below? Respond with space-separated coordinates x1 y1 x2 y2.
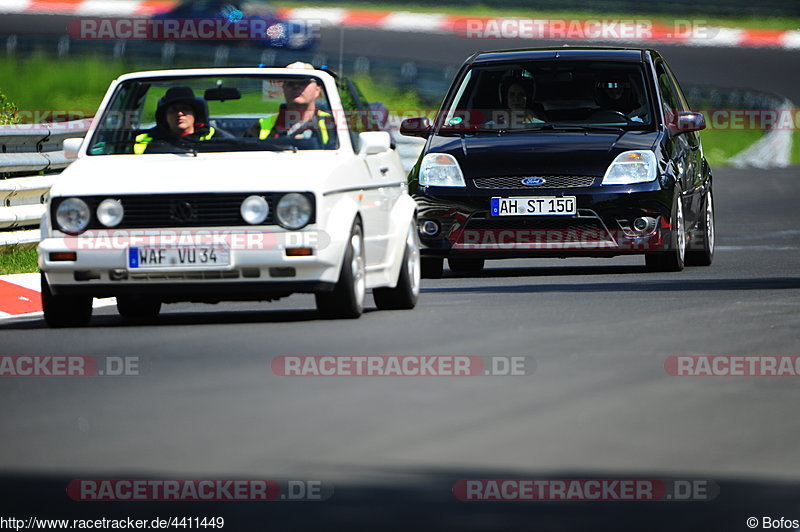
439 61 656 134
87 74 340 155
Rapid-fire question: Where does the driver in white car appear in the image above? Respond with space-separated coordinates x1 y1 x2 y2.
244 61 336 148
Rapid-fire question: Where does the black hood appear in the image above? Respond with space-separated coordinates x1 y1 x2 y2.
427 130 660 178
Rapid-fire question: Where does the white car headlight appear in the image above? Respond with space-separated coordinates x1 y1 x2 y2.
602 150 658 185
96 198 124 228
55 198 90 235
276 193 312 230
241 195 270 225
419 153 466 187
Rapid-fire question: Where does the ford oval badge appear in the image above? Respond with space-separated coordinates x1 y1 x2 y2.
521 177 546 186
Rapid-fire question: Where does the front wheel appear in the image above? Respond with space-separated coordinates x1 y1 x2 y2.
316 221 366 319
374 221 421 310
645 188 686 272
41 272 92 328
685 187 714 267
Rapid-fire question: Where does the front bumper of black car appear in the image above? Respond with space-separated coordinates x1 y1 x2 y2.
414 179 676 259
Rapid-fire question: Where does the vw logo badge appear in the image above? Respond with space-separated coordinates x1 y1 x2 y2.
521 177 546 186
170 201 196 223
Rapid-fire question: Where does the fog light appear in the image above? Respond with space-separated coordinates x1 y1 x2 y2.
420 220 440 236
49 252 77 261
286 247 313 256
633 217 657 233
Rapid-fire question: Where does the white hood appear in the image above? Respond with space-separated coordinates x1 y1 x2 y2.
51 150 354 197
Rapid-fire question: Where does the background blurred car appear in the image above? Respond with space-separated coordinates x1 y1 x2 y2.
152 0 318 51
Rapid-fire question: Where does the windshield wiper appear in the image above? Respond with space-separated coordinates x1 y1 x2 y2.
201 138 299 152
536 124 626 132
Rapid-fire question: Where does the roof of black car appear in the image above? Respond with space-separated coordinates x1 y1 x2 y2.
471 47 648 64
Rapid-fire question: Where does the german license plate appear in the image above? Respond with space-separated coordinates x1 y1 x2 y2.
128 247 231 269
490 196 577 216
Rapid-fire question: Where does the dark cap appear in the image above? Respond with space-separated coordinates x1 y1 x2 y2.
156 87 208 125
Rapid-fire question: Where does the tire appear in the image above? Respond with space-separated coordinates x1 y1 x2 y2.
373 221 421 310
421 257 444 279
117 296 162 321
645 188 686 272
315 220 366 319
41 272 92 328
448 257 485 274
685 186 715 267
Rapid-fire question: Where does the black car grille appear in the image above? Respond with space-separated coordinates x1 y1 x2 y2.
472 175 597 189
463 214 615 242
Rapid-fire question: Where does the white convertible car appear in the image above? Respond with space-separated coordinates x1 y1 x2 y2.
39 66 420 326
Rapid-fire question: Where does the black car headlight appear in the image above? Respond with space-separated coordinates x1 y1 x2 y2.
276 193 312 230
55 198 91 235
602 150 658 185
419 153 466 187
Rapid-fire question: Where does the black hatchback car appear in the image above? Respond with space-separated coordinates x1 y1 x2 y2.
401 47 713 277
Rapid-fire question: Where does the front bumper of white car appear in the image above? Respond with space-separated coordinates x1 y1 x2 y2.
38 226 345 301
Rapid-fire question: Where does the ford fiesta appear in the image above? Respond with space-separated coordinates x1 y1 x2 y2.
401 47 714 277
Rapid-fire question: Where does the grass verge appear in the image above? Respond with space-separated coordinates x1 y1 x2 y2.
0 54 781 171
700 129 765 167
793 131 800 165
0 246 38 275
275 2 800 31
0 55 132 121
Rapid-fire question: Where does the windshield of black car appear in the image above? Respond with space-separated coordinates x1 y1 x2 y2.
439 60 655 134
87 74 340 155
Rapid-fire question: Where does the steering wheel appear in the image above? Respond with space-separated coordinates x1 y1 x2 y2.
587 109 629 123
208 120 237 139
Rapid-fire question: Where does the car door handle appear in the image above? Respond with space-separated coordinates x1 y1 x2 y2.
379 166 390 175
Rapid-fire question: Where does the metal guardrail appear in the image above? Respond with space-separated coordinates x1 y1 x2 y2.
0 120 92 248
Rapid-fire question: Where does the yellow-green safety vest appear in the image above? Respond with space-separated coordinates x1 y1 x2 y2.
258 111 330 144
133 127 215 155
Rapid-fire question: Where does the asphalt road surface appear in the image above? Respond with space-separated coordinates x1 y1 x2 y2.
1 166 799 530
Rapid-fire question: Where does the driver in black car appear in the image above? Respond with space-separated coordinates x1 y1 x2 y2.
594 76 649 123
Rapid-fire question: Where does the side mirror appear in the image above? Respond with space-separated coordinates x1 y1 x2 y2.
400 117 431 138
358 131 391 156
669 111 706 133
63 138 83 160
